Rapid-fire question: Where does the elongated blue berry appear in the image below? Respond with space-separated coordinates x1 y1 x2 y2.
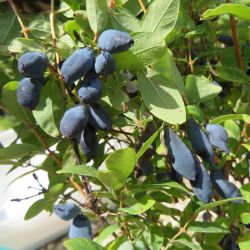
186 119 214 164
68 214 92 239
79 124 98 162
60 106 89 138
206 124 229 154
164 128 196 180
88 104 112 130
78 72 102 104
18 52 48 78
210 168 243 203
190 161 212 203
98 29 134 53
95 51 115 75
17 77 43 110
54 203 80 221
61 48 94 85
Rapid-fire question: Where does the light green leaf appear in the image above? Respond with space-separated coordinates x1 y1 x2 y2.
24 198 47 220
242 143 250 152
138 71 186 125
8 38 44 53
211 114 250 124
64 20 81 38
64 238 105 250
202 4 250 21
185 75 222 103
188 221 229 234
95 224 120 245
0 143 40 160
240 213 250 224
86 0 108 33
136 127 161 161
119 195 155 215
240 183 250 203
131 32 167 66
33 79 64 137
98 170 126 191
111 6 141 33
56 165 98 178
171 239 202 250
153 49 185 95
142 0 180 36
187 105 205 123
239 232 250 250
112 50 143 70
105 148 136 177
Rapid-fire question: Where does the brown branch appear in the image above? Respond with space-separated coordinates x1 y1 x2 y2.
226 0 243 70
137 0 147 14
7 0 28 38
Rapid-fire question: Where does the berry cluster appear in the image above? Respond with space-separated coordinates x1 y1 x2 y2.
16 29 133 162
164 120 242 204
54 203 92 239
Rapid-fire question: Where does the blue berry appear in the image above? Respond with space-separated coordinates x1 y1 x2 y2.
98 29 134 53
54 203 80 221
95 51 115 75
18 52 48 78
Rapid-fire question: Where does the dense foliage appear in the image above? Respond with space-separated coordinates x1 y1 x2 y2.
1 0 250 249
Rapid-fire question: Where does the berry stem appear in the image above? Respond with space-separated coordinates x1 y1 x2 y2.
137 0 147 14
7 0 29 38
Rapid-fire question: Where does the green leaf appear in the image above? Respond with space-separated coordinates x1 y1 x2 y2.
0 5 20 46
0 143 40 160
112 50 143 70
202 4 250 21
195 198 244 214
188 221 229 234
111 6 141 33
240 183 250 203
98 170 126 190
187 105 205 123
105 74 129 111
211 114 250 124
215 66 249 84
171 239 202 250
8 38 44 53
95 224 120 245
28 14 54 40
137 71 186 125
242 143 250 152
152 49 185 95
64 20 81 38
136 127 161 161
185 75 222 103
57 165 98 178
142 0 180 36
64 238 105 250
74 10 91 30
105 148 136 177
24 198 47 220
239 232 250 250
86 0 108 33
130 32 167 66
119 195 155 215
240 212 250 224
32 79 64 137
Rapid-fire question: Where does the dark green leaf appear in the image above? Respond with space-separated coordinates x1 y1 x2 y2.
24 198 47 220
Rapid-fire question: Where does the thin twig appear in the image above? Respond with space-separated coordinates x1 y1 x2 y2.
226 0 244 70
7 0 28 38
137 0 147 14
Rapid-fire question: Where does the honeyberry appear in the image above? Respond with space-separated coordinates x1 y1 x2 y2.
60 106 89 138
18 52 48 78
